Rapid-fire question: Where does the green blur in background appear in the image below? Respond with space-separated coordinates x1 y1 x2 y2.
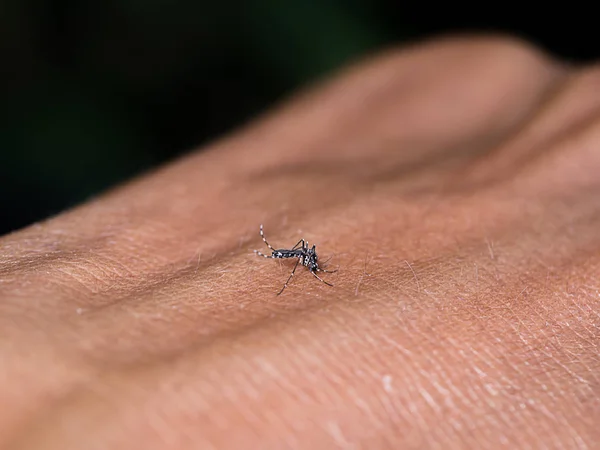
0 1 595 234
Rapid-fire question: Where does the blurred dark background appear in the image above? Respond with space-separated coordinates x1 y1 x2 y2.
1 1 597 235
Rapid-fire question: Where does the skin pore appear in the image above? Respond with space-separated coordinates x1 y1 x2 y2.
1 35 599 449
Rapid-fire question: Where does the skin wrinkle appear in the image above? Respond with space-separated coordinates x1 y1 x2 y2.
11 282 596 446
0 194 496 324
0 232 243 310
1 39 556 248
252 37 559 168
0 44 568 302
17 296 418 442
513 113 600 196
449 69 596 191
2 37 600 448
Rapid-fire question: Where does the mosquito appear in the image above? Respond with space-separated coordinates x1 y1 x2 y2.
253 224 337 295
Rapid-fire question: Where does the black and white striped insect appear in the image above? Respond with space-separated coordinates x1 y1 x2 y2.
254 224 337 295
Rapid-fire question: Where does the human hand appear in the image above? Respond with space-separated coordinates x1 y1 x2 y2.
2 35 599 449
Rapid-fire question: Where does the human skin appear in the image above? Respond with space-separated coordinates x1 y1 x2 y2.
1 35 599 449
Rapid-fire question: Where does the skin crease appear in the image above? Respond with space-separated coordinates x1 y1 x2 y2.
1 34 600 449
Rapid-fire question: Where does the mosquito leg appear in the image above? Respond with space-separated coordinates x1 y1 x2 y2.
255 224 281 258
259 224 277 251
254 249 274 258
277 257 301 295
291 239 306 251
311 270 334 287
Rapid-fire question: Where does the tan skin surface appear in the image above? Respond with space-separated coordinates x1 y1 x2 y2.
1 35 599 449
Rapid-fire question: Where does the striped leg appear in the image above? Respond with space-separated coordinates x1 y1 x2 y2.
277 258 301 295
254 224 278 258
253 224 305 258
311 270 334 287
291 239 306 251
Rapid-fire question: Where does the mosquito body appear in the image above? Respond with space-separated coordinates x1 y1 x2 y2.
254 224 336 295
